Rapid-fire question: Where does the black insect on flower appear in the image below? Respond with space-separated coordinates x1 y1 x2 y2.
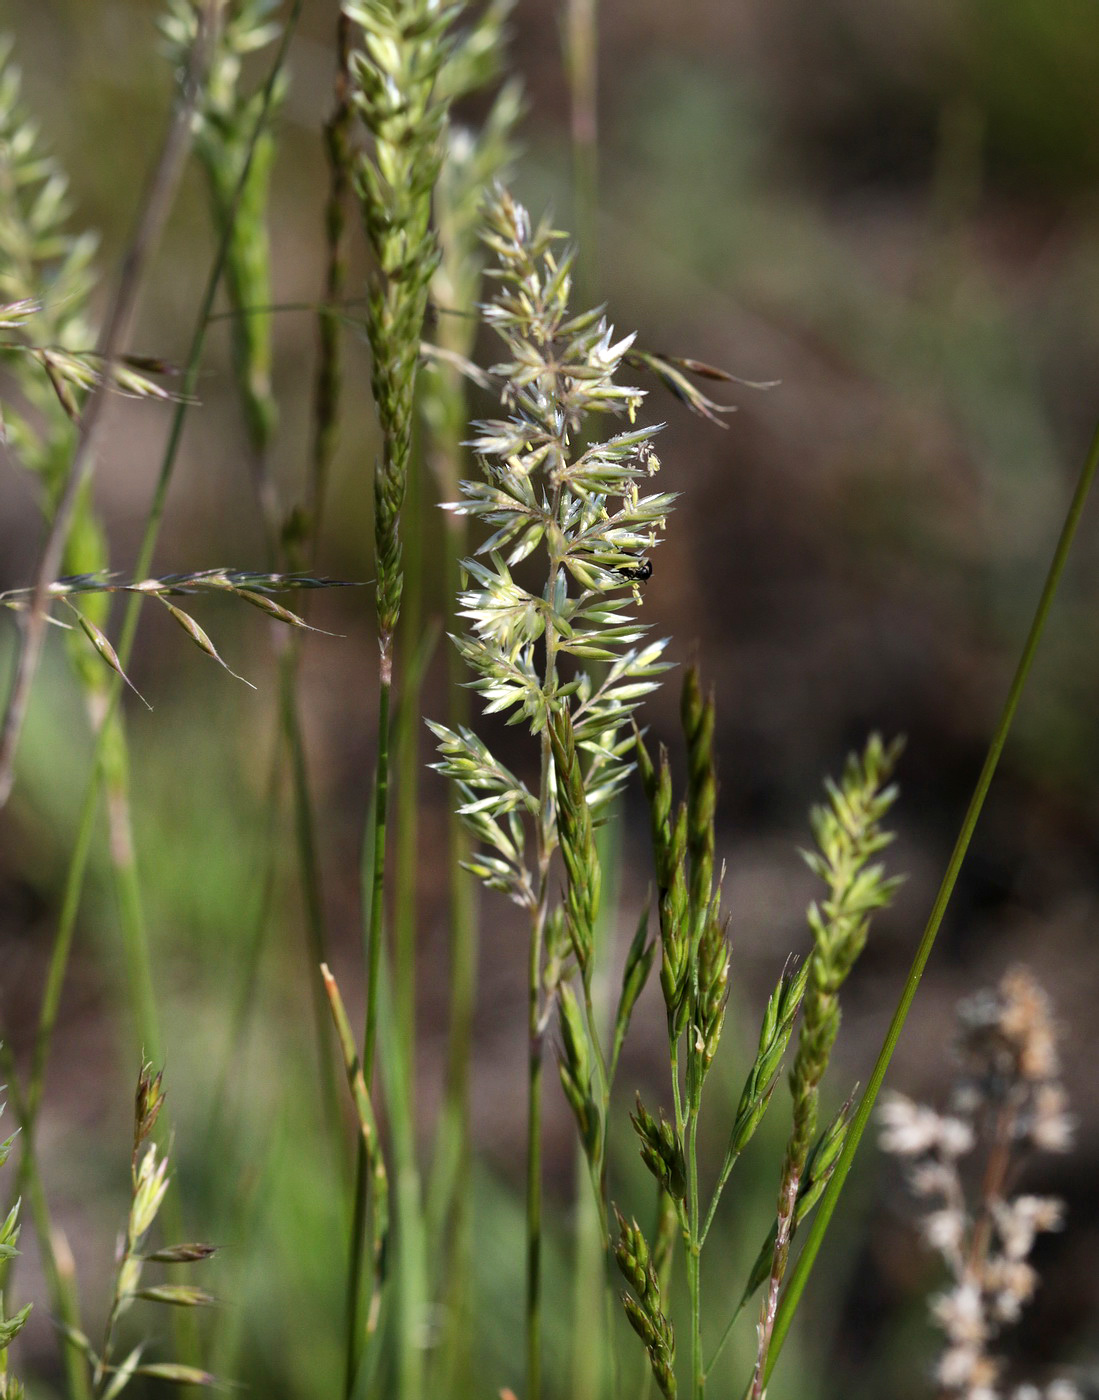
618 558 653 584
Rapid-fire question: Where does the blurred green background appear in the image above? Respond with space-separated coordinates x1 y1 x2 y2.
1 0 1097 1396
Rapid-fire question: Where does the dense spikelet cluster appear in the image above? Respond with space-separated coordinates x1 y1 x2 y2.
635 668 729 1099
615 1210 678 1400
345 0 464 672
431 186 673 907
636 727 691 1040
631 1098 686 1203
788 735 904 1168
549 709 600 976
727 959 809 1163
748 735 902 1398
879 967 1078 1400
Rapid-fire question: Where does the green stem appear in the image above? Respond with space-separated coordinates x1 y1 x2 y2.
765 415 1099 1386
388 494 434 1400
346 678 392 1399
308 12 353 550
564 0 599 304
580 978 611 1237
363 679 391 1082
278 645 342 1143
206 733 283 1145
393 454 426 1101
571 1140 605 1400
100 715 160 1065
526 896 546 1400
573 806 621 1400
375 946 426 1400
9 760 98 1179
525 504 567 1400
686 1100 703 1400
703 1303 742 1384
346 755 381 1400
425 512 478 1399
699 1148 740 1249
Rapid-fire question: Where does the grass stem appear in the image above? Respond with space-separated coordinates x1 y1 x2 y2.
526 899 545 1400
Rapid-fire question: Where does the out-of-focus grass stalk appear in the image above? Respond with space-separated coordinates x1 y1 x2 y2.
0 5 218 810
564 0 599 301
393 454 428 1095
764 415 1099 1389
322 965 390 1391
570 812 620 1400
205 741 283 1146
372 944 427 1400
527 892 548 1400
99 719 161 1066
420 370 477 1400
3 0 301 1280
173 0 344 1145
309 12 354 551
424 513 477 1398
389 536 435 1400
277 648 344 1146
0 18 232 1378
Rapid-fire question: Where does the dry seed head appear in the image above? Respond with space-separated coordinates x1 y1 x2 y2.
879 967 1077 1400
956 965 1063 1098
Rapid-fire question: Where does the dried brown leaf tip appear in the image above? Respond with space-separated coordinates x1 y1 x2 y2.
0 570 358 699
879 966 1079 1400
623 348 778 427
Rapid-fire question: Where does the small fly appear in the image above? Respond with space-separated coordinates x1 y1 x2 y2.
617 558 653 584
